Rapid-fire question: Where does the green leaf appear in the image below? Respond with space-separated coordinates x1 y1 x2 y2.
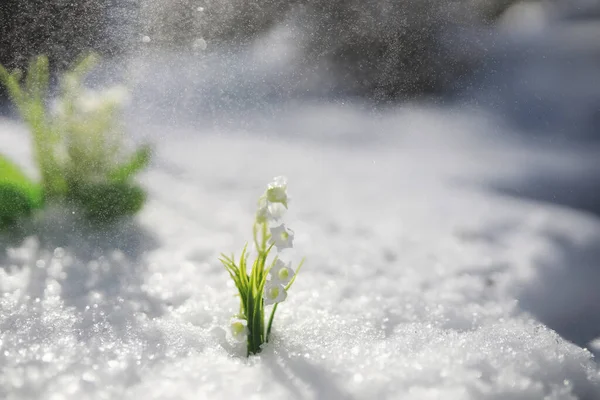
0 65 25 108
285 258 305 291
68 53 99 79
253 292 264 351
108 145 152 183
0 185 33 229
69 181 146 223
239 243 250 289
25 56 49 101
266 303 278 342
0 154 43 228
0 154 43 208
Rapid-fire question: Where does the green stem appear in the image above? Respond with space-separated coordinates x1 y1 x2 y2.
261 222 267 252
253 223 259 253
266 303 278 342
246 288 256 355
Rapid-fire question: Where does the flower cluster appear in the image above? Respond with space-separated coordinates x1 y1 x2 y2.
260 177 296 306
220 176 303 356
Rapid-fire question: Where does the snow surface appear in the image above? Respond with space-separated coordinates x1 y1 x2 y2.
1 107 600 399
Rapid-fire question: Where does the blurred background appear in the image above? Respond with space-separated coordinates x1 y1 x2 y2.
2 0 599 208
1 0 600 348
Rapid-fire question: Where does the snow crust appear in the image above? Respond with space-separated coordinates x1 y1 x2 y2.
1 112 599 399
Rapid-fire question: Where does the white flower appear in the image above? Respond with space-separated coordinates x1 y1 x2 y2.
263 281 287 305
267 202 287 221
230 318 248 342
266 176 288 208
257 197 287 225
269 224 294 250
270 259 294 285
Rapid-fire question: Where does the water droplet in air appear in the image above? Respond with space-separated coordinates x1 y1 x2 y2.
54 247 65 258
193 38 207 51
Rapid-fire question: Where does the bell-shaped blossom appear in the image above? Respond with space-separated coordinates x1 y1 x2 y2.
269 224 294 250
270 259 294 285
266 176 288 208
263 281 287 305
230 318 249 342
267 202 286 221
256 197 287 224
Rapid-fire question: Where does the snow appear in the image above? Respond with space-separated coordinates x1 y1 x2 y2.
1 107 600 399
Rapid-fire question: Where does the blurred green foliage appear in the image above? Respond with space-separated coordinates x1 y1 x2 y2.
0 155 42 228
0 54 151 228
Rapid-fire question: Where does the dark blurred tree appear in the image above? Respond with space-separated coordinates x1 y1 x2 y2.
140 0 290 47
0 0 525 103
139 0 524 100
296 0 527 99
0 0 130 103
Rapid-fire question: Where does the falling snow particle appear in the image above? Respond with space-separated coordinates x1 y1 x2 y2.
193 38 207 51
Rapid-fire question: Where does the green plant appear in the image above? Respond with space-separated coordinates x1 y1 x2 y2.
0 156 43 229
0 54 151 227
220 177 304 356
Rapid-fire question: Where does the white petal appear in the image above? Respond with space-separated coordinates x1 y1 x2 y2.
270 259 294 285
267 202 287 221
269 224 294 250
230 318 248 342
269 176 287 189
263 282 287 305
266 176 288 207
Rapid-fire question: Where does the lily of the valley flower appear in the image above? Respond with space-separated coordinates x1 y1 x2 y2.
269 224 294 250
270 259 294 285
230 318 249 342
266 176 288 208
267 202 286 221
264 281 287 306
257 197 287 225
221 176 303 355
